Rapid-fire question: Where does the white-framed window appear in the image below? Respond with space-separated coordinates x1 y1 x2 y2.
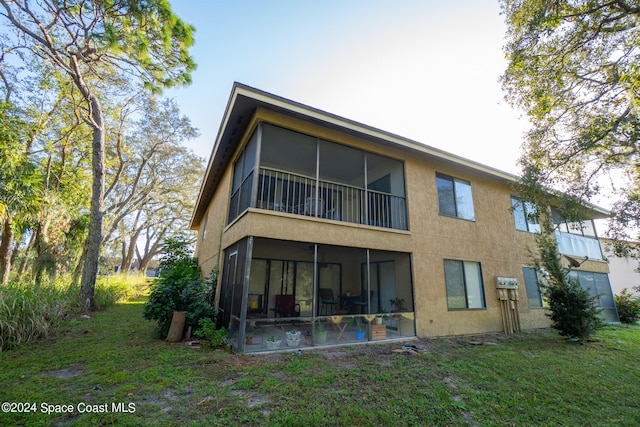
436 173 475 220
511 197 541 233
444 259 485 309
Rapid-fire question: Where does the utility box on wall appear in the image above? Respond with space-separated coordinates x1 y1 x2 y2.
495 277 519 289
495 277 521 334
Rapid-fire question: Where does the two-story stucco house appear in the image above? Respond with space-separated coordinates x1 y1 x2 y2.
190 83 618 353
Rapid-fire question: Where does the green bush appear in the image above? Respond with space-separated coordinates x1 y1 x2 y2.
142 236 215 338
533 232 603 343
194 317 228 348
614 288 640 324
545 278 603 342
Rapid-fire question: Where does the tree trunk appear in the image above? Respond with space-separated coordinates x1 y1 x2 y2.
138 249 155 273
16 228 35 279
33 222 45 286
0 216 13 285
79 94 105 311
72 244 87 286
9 228 24 268
32 217 57 286
119 240 127 273
138 226 166 272
122 228 141 272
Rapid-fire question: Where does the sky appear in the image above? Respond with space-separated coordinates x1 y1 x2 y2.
165 0 530 176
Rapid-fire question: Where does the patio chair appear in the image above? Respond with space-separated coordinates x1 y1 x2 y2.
319 288 338 315
353 290 374 313
273 294 300 317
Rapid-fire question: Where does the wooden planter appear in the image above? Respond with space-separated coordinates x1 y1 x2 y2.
369 324 387 340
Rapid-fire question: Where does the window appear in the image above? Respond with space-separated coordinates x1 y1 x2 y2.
522 267 546 308
201 211 208 241
512 197 541 233
436 173 475 220
552 209 597 237
444 260 485 309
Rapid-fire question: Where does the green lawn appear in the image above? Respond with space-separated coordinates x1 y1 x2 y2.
1 298 639 426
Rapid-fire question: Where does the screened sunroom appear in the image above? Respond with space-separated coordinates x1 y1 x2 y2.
218 237 415 353
228 123 408 231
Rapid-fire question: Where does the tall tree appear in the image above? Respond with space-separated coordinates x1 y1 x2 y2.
0 0 195 309
0 100 40 284
112 144 204 273
101 95 198 245
101 95 202 273
26 68 93 285
1 54 99 285
501 1 640 240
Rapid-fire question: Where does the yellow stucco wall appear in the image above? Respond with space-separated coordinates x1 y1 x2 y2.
195 108 609 338
194 164 231 277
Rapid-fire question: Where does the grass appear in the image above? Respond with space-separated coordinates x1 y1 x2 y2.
0 299 639 426
94 274 150 310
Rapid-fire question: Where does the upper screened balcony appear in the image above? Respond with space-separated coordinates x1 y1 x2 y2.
228 123 408 231
552 209 604 260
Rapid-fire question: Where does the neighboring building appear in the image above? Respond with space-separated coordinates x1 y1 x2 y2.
601 238 640 296
190 83 617 353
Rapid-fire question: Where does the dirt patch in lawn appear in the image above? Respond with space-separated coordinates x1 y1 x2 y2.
42 363 85 379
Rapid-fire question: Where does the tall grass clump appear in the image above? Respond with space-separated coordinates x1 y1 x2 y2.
0 278 78 351
0 274 149 351
94 273 150 310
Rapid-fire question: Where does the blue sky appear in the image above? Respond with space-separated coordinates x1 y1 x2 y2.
166 0 528 175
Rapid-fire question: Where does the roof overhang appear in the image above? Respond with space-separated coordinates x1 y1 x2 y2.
190 83 610 229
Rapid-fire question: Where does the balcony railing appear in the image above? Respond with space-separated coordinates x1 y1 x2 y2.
256 167 407 230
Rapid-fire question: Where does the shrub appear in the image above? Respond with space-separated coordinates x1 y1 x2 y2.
533 232 602 343
545 278 603 342
194 317 228 348
143 236 215 338
614 288 640 324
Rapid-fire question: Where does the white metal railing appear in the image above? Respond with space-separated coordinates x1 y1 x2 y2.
257 167 407 230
